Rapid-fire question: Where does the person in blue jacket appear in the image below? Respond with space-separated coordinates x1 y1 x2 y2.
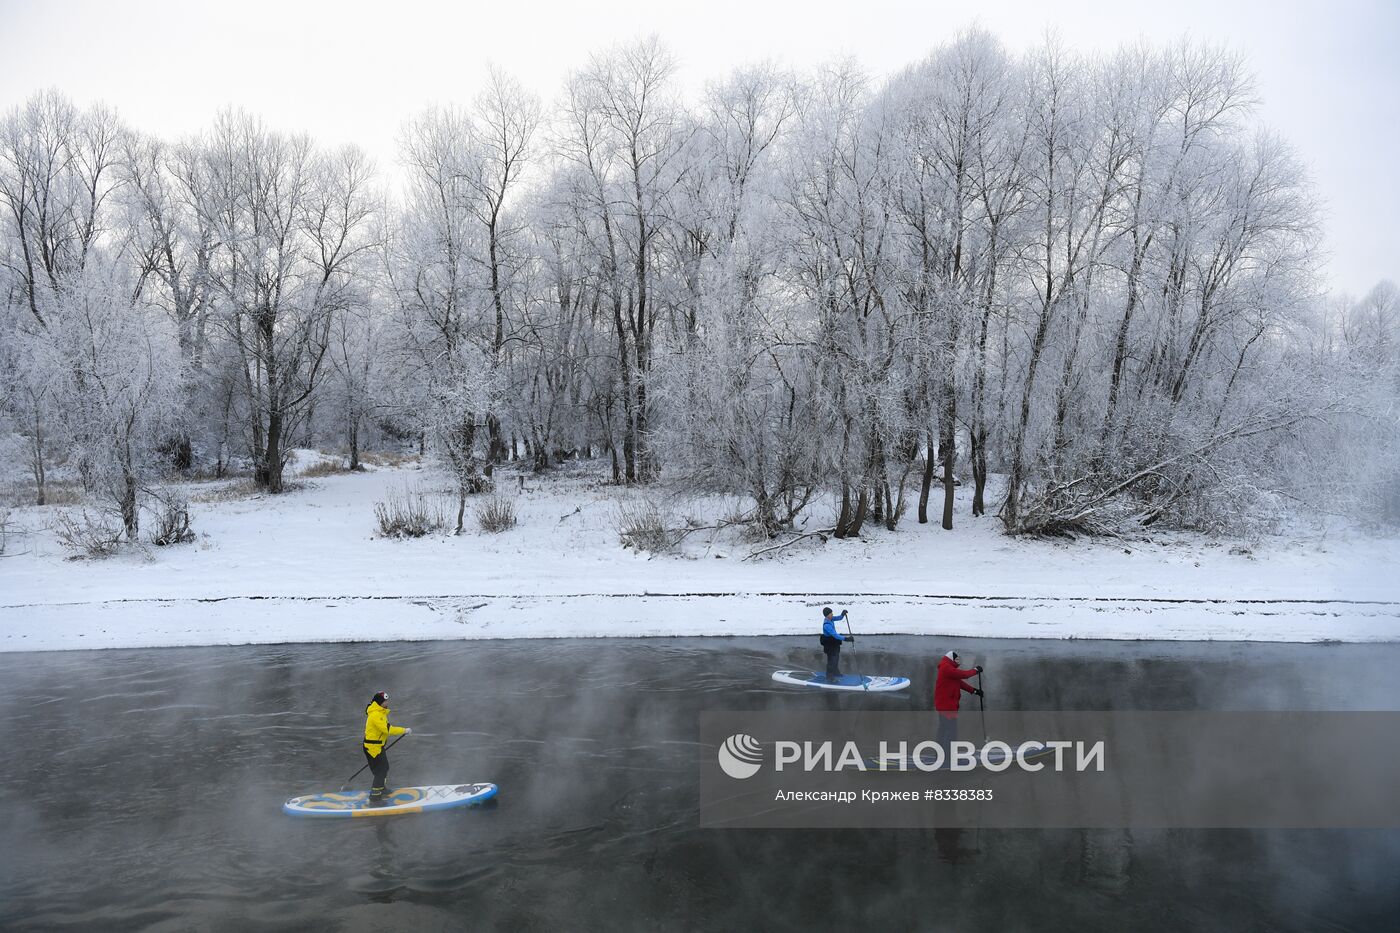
819 607 853 681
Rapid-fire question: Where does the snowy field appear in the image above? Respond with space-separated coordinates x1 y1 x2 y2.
2 454 1398 651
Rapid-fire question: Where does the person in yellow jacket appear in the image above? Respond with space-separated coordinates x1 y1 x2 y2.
363 691 410 805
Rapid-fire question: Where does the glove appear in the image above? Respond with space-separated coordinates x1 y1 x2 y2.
844 636 855 644
403 727 413 735
975 665 983 673
972 688 984 697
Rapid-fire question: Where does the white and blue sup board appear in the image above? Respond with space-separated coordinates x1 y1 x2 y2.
867 742 1054 771
772 670 910 692
283 783 497 818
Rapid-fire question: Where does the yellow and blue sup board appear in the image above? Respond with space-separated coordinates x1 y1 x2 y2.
283 783 497 818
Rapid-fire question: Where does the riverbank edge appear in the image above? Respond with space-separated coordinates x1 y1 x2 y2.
3 591 1397 652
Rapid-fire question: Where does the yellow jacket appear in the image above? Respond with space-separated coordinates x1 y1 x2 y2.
363 702 406 758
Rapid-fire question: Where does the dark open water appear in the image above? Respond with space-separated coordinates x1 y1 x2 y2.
1 636 1397 931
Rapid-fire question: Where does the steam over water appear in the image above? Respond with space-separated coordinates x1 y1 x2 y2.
1 637 1397 931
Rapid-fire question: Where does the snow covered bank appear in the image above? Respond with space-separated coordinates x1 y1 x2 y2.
2 460 1397 650
3 592 1398 652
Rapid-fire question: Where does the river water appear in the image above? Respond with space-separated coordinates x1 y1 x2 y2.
1 637 1397 931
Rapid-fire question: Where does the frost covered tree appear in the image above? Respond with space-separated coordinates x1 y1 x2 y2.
39 259 183 537
198 113 376 493
557 37 691 483
779 63 923 536
882 30 1019 529
388 105 512 529
326 292 381 472
120 133 218 470
0 93 124 503
650 63 817 532
510 177 607 473
0 92 187 536
1 34 1383 541
467 68 540 466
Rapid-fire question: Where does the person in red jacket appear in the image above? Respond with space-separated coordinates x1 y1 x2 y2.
934 651 983 750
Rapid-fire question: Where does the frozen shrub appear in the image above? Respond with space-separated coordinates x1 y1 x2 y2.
739 516 777 544
53 508 126 558
301 460 352 478
374 484 448 538
358 450 418 468
476 495 518 533
191 480 263 504
147 491 195 546
614 499 675 555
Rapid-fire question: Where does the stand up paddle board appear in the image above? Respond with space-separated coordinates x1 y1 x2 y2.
867 741 1055 771
283 782 497 818
772 670 910 692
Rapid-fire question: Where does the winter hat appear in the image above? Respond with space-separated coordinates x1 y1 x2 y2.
944 651 959 661
372 691 389 705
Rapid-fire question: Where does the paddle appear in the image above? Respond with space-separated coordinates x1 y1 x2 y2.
845 612 867 692
978 668 988 744
339 733 408 792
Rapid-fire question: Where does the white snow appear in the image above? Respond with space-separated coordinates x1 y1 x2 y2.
2 457 1397 651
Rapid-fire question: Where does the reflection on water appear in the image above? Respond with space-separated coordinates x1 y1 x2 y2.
1 637 1398 931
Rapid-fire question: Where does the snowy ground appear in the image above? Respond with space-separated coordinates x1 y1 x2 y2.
2 453 1397 651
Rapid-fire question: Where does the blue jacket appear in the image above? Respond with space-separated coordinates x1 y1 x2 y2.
822 612 848 641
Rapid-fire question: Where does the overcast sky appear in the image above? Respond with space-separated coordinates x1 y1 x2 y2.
0 0 1395 295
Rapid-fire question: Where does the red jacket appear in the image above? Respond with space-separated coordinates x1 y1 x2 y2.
934 655 979 718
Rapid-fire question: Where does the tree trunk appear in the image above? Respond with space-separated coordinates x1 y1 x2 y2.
348 416 360 471
616 304 636 483
1051 293 1093 475
940 379 956 531
971 233 998 520
846 486 870 538
29 422 46 506
634 325 654 482
120 470 139 541
834 483 853 538
486 414 506 465
970 425 987 518
917 428 935 524
1100 246 1144 461
302 399 315 449
173 435 193 472
264 410 285 494
621 412 636 483
1005 296 1056 529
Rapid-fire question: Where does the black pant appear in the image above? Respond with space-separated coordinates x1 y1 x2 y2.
936 714 958 751
824 645 842 679
364 747 389 798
